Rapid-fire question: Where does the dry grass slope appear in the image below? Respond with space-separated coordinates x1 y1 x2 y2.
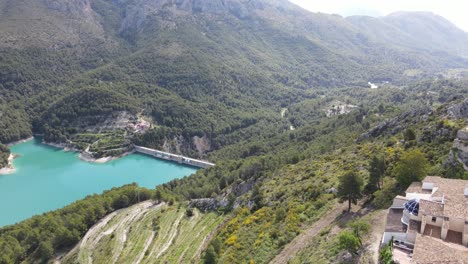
61 201 225 264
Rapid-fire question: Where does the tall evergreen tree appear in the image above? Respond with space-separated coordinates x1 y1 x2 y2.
203 245 217 264
337 171 363 212
366 155 386 193
250 184 264 212
403 128 416 141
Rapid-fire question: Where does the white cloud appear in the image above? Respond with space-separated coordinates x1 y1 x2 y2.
288 0 468 32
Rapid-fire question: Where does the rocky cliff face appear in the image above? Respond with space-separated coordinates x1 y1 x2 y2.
0 0 111 49
118 0 263 34
447 98 468 119
130 0 266 16
358 107 432 141
446 99 468 170
189 198 228 211
45 0 93 16
448 127 468 171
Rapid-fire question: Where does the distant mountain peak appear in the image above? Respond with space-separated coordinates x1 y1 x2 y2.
386 11 438 17
347 10 468 57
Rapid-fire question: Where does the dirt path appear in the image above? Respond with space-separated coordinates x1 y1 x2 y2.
366 210 387 263
133 231 155 264
111 202 156 263
194 216 231 262
79 211 119 264
270 202 348 264
156 213 183 258
177 210 202 263
62 201 158 264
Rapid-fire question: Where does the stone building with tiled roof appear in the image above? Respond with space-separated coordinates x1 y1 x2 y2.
382 176 468 263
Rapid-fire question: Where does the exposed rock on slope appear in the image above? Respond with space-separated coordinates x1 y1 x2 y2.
358 107 432 141
447 98 468 119
189 198 227 211
193 135 211 156
45 0 93 16
448 127 468 170
0 0 112 49
359 98 468 142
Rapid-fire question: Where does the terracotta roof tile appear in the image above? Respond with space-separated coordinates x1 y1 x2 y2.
419 200 444 216
406 182 423 193
412 235 468 264
407 176 468 220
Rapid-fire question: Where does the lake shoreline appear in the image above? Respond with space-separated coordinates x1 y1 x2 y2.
2 137 136 173
0 138 198 227
42 141 79 152
1 137 34 175
78 150 135 164
38 139 133 164
0 154 17 175
6 137 34 147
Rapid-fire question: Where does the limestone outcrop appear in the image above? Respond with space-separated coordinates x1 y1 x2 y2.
447 98 468 119
358 107 432 141
189 198 228 211
448 127 468 171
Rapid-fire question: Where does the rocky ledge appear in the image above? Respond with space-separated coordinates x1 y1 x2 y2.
358 107 432 141
447 126 468 171
189 198 229 211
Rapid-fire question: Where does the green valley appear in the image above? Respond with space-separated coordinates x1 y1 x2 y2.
0 0 467 263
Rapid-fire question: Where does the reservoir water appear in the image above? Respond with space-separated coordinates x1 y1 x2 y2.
0 138 198 227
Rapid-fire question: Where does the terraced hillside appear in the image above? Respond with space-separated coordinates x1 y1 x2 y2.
61 201 225 264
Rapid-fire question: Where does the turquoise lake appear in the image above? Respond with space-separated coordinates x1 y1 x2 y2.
0 138 198 227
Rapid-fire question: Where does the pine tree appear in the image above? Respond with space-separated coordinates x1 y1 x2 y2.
367 155 385 193
338 171 363 212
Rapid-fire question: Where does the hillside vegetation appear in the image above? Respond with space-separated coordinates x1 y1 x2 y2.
0 78 466 263
1 0 468 148
62 202 225 264
0 0 467 263
0 143 9 168
348 11 468 58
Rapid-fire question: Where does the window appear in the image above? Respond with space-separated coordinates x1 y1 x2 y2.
432 217 437 222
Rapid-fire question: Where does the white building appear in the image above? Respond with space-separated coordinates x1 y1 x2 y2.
382 176 468 263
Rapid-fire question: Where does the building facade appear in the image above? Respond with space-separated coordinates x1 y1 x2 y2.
382 176 468 263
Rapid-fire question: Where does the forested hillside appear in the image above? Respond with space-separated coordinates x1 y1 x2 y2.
0 143 9 168
1 79 466 263
1 0 468 149
0 0 467 263
348 12 468 58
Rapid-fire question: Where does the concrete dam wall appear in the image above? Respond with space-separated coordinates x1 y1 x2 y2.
134 146 215 169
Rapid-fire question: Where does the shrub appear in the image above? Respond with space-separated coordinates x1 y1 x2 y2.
337 231 361 254
186 208 194 217
380 238 394 264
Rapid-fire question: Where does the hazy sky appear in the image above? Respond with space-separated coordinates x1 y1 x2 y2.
289 0 468 32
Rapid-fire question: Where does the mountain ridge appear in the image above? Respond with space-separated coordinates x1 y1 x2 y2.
1 0 468 146
347 11 468 57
